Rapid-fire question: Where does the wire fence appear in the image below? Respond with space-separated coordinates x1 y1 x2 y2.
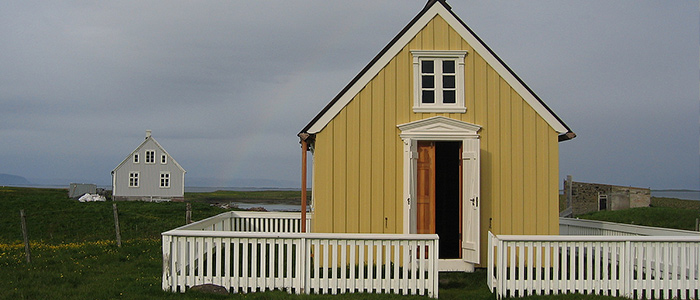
2 202 196 263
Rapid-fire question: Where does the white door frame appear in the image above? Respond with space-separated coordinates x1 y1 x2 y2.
397 116 481 268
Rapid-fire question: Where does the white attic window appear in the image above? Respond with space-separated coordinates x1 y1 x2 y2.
145 150 155 164
412 50 467 113
161 154 167 164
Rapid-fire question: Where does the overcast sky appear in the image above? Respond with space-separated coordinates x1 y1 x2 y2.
0 0 698 190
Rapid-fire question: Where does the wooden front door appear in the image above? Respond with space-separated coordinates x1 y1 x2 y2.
416 141 435 234
416 141 463 259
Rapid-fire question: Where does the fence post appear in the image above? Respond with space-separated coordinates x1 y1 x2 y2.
113 203 122 247
186 203 192 224
20 209 31 263
622 240 632 298
161 235 172 291
300 236 307 294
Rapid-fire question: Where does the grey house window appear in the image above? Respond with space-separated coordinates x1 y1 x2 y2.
129 172 139 187
145 150 155 164
160 172 170 188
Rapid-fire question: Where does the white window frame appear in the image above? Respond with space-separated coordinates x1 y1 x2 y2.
411 50 467 113
129 172 139 187
160 172 170 188
161 154 167 164
133 153 139 164
145 150 155 164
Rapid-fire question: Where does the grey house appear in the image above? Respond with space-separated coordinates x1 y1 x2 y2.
111 130 186 201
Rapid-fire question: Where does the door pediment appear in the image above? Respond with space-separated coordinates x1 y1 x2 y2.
398 116 481 139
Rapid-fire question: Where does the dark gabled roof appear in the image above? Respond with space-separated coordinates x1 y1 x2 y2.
300 0 575 141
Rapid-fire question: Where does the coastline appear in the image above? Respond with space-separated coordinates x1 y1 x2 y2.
6 184 698 201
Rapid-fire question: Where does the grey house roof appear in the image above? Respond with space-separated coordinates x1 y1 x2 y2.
112 131 186 175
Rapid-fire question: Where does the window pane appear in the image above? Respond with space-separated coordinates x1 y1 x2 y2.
443 75 455 89
422 75 434 88
443 60 455 73
422 91 435 103
443 91 456 103
421 60 434 73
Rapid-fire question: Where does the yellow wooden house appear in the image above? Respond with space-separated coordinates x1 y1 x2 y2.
298 0 575 271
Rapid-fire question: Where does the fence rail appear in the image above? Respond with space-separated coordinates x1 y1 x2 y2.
560 217 700 236
162 213 439 297
178 211 311 233
488 232 700 299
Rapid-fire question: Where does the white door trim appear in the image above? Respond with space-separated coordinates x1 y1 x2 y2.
397 116 481 266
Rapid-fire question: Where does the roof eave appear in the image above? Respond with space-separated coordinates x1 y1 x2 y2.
558 131 577 142
299 0 439 135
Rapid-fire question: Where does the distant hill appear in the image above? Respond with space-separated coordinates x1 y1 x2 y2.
0 173 30 185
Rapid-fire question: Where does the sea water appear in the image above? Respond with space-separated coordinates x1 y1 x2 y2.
651 190 700 201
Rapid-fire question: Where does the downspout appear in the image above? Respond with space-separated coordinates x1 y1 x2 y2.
299 133 311 233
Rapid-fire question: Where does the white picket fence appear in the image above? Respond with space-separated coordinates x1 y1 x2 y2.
488 232 700 299
180 211 311 233
560 217 700 237
162 212 439 297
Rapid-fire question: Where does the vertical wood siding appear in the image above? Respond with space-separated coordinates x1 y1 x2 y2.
113 139 184 198
311 16 560 264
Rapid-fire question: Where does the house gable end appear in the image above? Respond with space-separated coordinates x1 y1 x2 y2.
112 136 186 174
301 0 572 139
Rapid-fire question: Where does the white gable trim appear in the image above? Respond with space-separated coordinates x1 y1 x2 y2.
442 9 568 134
305 4 437 134
149 138 186 173
305 3 568 134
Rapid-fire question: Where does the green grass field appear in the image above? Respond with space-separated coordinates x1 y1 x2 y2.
184 190 308 205
0 187 645 299
576 197 700 231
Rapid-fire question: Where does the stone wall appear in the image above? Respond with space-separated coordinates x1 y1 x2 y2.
563 179 650 216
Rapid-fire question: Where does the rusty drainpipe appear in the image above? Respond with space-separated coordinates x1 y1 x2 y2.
299 134 309 233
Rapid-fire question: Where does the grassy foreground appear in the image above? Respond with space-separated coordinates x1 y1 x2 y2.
1 187 631 299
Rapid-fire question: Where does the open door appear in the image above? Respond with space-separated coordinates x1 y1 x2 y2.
398 116 482 266
416 141 469 260
461 138 480 263
416 141 435 234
